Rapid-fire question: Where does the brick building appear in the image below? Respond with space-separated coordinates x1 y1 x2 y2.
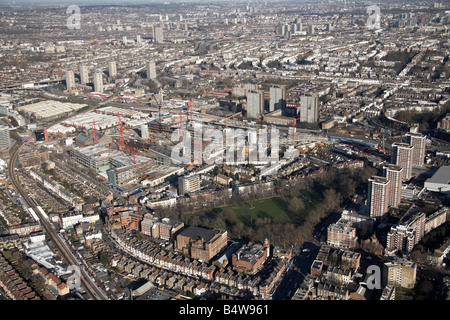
175 226 227 262
231 239 270 274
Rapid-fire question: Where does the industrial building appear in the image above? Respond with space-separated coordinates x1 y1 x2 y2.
16 100 87 120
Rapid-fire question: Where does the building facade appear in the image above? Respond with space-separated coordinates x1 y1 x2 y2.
246 89 264 119
405 133 426 167
383 164 403 208
391 143 414 181
368 176 390 218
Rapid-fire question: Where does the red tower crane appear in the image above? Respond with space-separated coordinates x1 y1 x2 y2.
179 112 183 139
287 114 309 147
189 97 194 123
117 112 125 147
76 118 105 143
115 112 139 164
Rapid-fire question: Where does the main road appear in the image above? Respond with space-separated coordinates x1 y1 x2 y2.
8 135 108 300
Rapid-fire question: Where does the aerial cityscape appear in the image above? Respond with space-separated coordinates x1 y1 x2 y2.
0 0 449 307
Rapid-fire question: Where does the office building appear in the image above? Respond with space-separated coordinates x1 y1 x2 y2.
269 85 286 112
108 61 117 78
65 70 76 90
153 26 164 43
391 143 414 181
405 133 426 167
246 89 264 119
383 258 417 289
93 72 103 93
79 65 89 85
299 94 319 123
383 165 403 208
178 174 201 195
146 61 157 79
368 176 390 218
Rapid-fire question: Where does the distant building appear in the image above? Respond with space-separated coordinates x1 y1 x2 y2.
65 70 76 90
269 85 286 112
93 72 103 93
108 61 117 78
405 133 426 166
383 164 403 208
391 143 414 181
0 121 12 151
146 61 157 79
79 65 89 85
299 94 319 123
153 26 164 43
368 176 390 218
246 89 264 119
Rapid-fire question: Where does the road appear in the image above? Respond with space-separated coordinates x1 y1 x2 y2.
271 240 320 300
8 135 108 300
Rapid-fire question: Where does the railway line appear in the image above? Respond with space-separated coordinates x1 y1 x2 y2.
8 136 108 300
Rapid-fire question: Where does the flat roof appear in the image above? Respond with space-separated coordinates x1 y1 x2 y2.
425 166 450 185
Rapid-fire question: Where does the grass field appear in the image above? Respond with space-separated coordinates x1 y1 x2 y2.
222 197 291 227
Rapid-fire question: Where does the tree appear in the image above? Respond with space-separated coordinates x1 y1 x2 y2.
287 197 305 215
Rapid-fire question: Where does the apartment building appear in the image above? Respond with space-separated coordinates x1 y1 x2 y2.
79 64 89 85
269 85 286 112
386 212 426 252
383 258 417 289
246 89 264 119
424 207 448 233
93 72 103 93
368 176 390 218
178 174 201 195
383 164 403 208
146 61 157 79
108 61 117 77
327 221 358 249
299 94 319 123
140 213 184 241
405 132 426 167
65 70 75 90
391 143 414 181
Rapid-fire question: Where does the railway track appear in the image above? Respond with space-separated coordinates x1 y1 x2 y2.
8 138 108 300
